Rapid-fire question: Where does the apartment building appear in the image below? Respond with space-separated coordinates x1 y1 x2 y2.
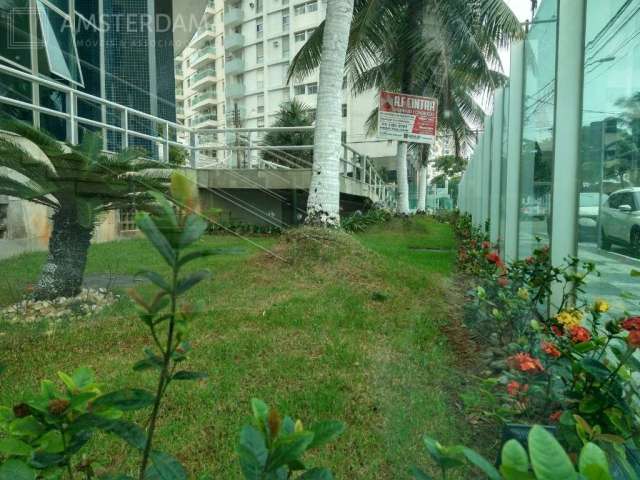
176 0 381 167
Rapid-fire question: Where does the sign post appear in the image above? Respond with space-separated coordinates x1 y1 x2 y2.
377 91 438 144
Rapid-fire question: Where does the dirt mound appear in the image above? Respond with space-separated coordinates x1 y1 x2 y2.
270 226 369 264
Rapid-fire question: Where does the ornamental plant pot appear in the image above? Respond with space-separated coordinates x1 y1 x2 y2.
496 424 557 466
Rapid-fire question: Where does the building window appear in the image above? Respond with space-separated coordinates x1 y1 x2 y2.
342 103 347 117
257 117 265 128
282 37 290 58
294 4 305 15
119 208 137 233
0 203 7 239
36 0 84 86
294 84 306 95
256 43 264 64
0 0 31 69
307 1 318 12
307 82 318 94
282 14 289 31
256 21 263 39
341 131 347 144
294 31 306 43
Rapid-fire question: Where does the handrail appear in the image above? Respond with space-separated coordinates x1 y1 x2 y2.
0 62 396 209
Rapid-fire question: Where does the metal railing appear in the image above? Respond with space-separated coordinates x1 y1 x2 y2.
0 63 396 209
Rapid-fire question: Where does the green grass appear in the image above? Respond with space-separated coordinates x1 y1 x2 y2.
0 217 481 479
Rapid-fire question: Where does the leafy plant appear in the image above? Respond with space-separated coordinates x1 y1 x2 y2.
0 172 216 479
341 207 393 233
413 425 614 480
238 399 345 479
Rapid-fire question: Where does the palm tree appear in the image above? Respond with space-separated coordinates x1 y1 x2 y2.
290 0 522 215
261 100 315 168
305 0 355 227
0 119 171 300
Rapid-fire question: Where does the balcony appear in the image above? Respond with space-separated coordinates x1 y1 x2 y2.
224 7 243 28
192 26 216 49
225 57 244 75
192 90 218 110
194 113 218 127
197 133 218 147
190 46 216 69
190 68 217 90
225 33 245 52
226 83 245 98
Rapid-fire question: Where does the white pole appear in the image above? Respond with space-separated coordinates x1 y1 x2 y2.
504 40 525 262
550 0 586 309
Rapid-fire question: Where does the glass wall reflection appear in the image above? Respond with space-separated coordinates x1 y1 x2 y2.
579 0 640 311
518 0 558 258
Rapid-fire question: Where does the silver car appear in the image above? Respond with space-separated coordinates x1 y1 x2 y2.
600 187 640 253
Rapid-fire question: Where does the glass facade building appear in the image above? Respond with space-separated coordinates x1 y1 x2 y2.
0 0 176 155
459 0 640 313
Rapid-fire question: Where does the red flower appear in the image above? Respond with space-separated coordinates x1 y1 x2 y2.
551 325 563 337
628 331 640 349
525 256 535 265
507 381 528 397
569 326 591 344
621 317 640 332
497 276 509 288
549 410 562 423
486 252 501 264
541 341 561 358
507 353 544 373
482 241 491 250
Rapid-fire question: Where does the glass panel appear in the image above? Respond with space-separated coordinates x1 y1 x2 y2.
75 0 99 22
499 87 510 254
578 0 640 312
518 0 558 258
36 0 83 85
39 85 67 140
0 72 32 122
0 0 31 69
46 0 69 11
75 14 100 96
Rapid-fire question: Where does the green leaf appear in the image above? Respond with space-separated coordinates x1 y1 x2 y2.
528 426 577 480
578 443 611 480
579 395 605 414
630 269 640 277
308 421 345 450
92 389 155 411
144 451 187 480
71 414 147 450
0 459 36 480
137 270 171 291
71 367 95 390
58 371 76 391
266 432 314 471
175 271 210 295
251 399 269 425
137 214 176 267
69 391 99 410
238 425 268 479
423 436 463 469
0 437 32 456
172 371 208 381
500 439 529 475
410 466 434 479
461 446 501 480
179 215 208 248
298 468 334 480
9 417 43 439
37 429 64 453
177 248 240 267
27 451 65 468
581 359 611 381
133 349 164 372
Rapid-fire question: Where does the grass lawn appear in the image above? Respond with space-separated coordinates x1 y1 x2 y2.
0 217 482 478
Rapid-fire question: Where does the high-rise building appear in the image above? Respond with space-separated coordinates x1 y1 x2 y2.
175 0 379 167
0 0 176 155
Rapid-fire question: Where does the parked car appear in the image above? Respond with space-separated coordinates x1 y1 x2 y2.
578 193 608 241
520 201 547 219
600 187 640 253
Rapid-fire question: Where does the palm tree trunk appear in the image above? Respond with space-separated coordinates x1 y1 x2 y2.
417 163 428 212
395 142 410 215
34 205 93 300
306 0 355 227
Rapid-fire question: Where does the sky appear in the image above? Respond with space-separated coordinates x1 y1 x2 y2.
500 0 535 72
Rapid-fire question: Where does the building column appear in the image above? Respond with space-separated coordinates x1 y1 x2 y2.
550 0 587 307
473 138 483 226
504 40 525 262
490 89 504 244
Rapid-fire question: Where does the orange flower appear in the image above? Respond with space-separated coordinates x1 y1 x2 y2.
507 353 544 373
549 410 562 423
541 341 561 358
628 330 640 349
569 326 591 344
497 276 509 288
622 317 640 332
507 381 528 397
